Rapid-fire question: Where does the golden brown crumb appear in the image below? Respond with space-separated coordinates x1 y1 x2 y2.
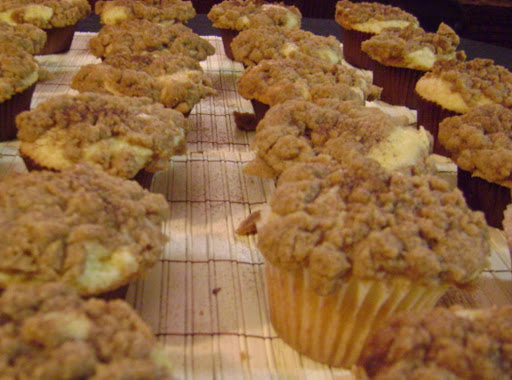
439 104 512 185
0 0 91 28
335 0 418 30
208 0 301 30
0 19 47 54
359 305 512 380
89 20 215 60
257 150 489 294
0 282 174 379
361 23 463 70
95 0 195 25
231 25 343 66
103 51 203 75
16 92 188 177
237 57 381 106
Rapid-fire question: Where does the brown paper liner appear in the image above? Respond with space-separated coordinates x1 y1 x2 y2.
369 59 424 109
39 25 76 55
457 168 511 229
415 95 461 156
86 284 129 301
266 263 449 368
219 28 239 61
339 26 374 70
234 99 269 131
0 84 36 142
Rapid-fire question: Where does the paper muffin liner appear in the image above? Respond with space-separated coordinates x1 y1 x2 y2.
218 28 239 60
39 25 77 55
265 263 449 368
234 99 269 131
415 94 461 156
457 168 511 229
0 84 36 142
369 59 424 109
339 26 374 70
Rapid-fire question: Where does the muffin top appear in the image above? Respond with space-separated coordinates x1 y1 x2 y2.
257 150 490 294
0 19 46 54
415 58 512 113
361 23 463 71
231 25 343 66
439 104 512 185
0 45 49 103
71 53 215 114
0 164 170 296
89 19 215 61
335 0 418 34
245 99 432 179
237 57 381 107
16 92 188 177
95 0 196 25
0 282 174 379
359 305 512 380
207 0 301 31
0 0 91 28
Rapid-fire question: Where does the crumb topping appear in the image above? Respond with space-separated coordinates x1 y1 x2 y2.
208 0 301 30
231 25 343 66
359 306 512 380
16 92 188 177
335 0 418 31
257 150 490 294
237 57 381 106
0 164 170 295
95 0 196 25
89 20 215 61
0 282 174 379
439 104 512 184
0 19 47 54
246 99 431 178
0 0 91 28
361 23 462 70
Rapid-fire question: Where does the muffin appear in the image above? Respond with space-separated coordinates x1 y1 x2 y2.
231 25 343 67
16 92 188 187
438 104 512 228
257 151 490 368
0 0 91 54
235 56 381 130
361 23 464 109
415 58 512 155
0 19 47 54
71 51 216 115
89 19 215 61
0 45 49 142
0 163 170 296
0 282 175 378
207 0 301 60
245 99 432 179
335 0 419 69
95 0 196 26
358 305 512 379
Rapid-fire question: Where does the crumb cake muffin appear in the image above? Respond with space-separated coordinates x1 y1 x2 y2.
0 164 169 296
0 0 91 54
0 282 175 378
231 25 343 67
89 19 215 61
16 92 188 180
358 305 512 379
438 104 512 228
257 151 490 368
0 19 47 54
335 0 418 69
0 45 49 142
415 58 512 155
245 99 432 178
207 0 301 59
361 23 464 109
71 52 215 115
95 0 196 26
